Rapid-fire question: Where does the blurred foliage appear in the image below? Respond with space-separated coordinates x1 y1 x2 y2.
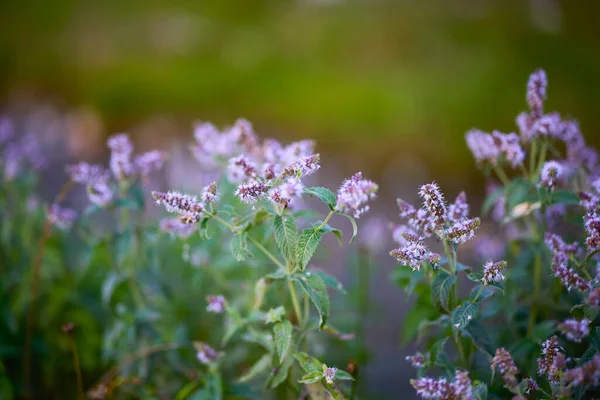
1 1 600 177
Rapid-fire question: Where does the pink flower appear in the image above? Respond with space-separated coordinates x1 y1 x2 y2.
47 204 77 231
334 172 378 218
419 182 447 228
526 69 547 118
206 295 226 313
491 348 519 388
482 260 507 285
558 318 590 343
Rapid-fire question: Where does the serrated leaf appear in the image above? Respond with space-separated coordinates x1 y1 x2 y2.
429 337 449 361
274 215 298 261
314 222 342 246
231 233 249 261
299 371 323 384
304 187 337 210
338 213 358 243
550 190 580 205
467 272 483 283
268 354 294 389
294 352 323 373
198 218 211 240
431 272 456 312
273 321 293 364
265 270 287 281
452 302 478 334
469 285 494 303
313 270 346 294
291 273 330 328
334 370 354 380
238 354 272 383
297 228 323 269
465 319 494 356
473 382 488 400
392 267 425 297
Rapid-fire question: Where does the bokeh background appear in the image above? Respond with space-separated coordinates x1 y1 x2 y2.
2 0 600 397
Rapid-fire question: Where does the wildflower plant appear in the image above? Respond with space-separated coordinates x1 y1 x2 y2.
393 70 600 399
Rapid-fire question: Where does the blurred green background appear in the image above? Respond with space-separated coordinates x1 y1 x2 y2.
2 0 600 184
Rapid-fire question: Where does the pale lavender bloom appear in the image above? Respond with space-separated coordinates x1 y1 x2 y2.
390 235 430 271
261 163 278 180
159 217 197 239
559 318 590 343
539 161 562 190
47 204 77 231
563 354 600 387
107 133 134 179
448 191 469 223
191 122 229 165
322 365 337 385
359 216 388 252
584 213 600 250
196 343 218 364
545 204 567 229
450 371 474 400
397 198 417 219
545 232 578 265
19 134 46 170
525 378 539 395
410 377 450 399
537 336 563 384
492 348 519 388
2 135 47 180
87 181 113 207
152 191 205 223
262 138 283 164
134 150 166 177
419 182 447 228
281 154 321 178
482 260 507 285
66 162 109 184
405 353 426 368
473 235 506 262
552 262 591 292
445 217 480 244
409 208 436 238
492 131 525 168
587 287 600 307
526 68 547 118
229 118 260 152
206 295 226 313
561 119 585 150
235 181 268 204
281 140 316 167
465 129 500 166
591 176 600 194
227 155 258 183
0 117 13 144
532 112 562 138
278 178 304 205
201 182 219 204
516 112 536 142
334 172 378 218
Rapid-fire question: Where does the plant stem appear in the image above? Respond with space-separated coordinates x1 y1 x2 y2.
67 334 85 400
23 180 73 397
315 211 334 231
472 284 485 303
247 235 287 272
527 252 542 336
535 140 549 178
529 140 538 177
493 165 511 186
288 280 303 326
455 333 468 368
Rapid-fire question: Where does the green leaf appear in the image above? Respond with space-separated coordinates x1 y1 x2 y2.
429 337 449 361
452 302 478 334
297 228 324 269
273 215 298 261
294 352 323 373
401 296 437 345
312 270 346 294
482 186 504 216
334 370 354 381
268 354 294 389
431 272 456 312
238 354 272 383
231 233 249 261
273 321 293 364
304 187 337 210
102 272 125 305
176 380 201 400
532 321 556 341
291 273 330 328
338 213 358 243
253 278 268 311
467 272 483 283
314 222 342 246
198 218 211 240
435 351 455 377
465 319 494 356
299 371 323 384
550 190 580 206
392 267 425 297
473 382 488 400
264 270 287 281
469 285 494 303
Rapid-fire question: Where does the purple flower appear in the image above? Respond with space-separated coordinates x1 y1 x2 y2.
563 354 600 387
195 342 218 364
107 133 135 180
558 318 590 343
526 69 547 118
47 204 77 231
334 172 378 218
448 191 469 223
552 262 591 292
411 377 450 399
235 181 268 204
87 181 113 207
532 112 562 138
450 371 474 400
322 365 337 385
152 191 205 223
268 178 304 208
492 131 525 168
587 287 600 307
66 162 109 184
206 295 226 313
491 348 520 388
390 234 430 271
537 336 563 384
134 150 166 177
482 260 507 285
584 213 600 250
405 353 426 368
525 378 539 395
227 155 258 183
516 112 536 142
397 198 417 219
419 182 447 228
159 218 197 239
281 154 321 178
445 217 480 244
201 182 219 204
539 161 562 190
465 129 500 166
544 232 578 265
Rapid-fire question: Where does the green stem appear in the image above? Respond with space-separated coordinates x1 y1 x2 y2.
455 333 468 368
529 139 538 177
67 334 85 400
527 252 542 336
492 164 511 186
247 235 287 272
288 280 303 327
315 211 335 231
535 140 549 179
472 284 485 303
